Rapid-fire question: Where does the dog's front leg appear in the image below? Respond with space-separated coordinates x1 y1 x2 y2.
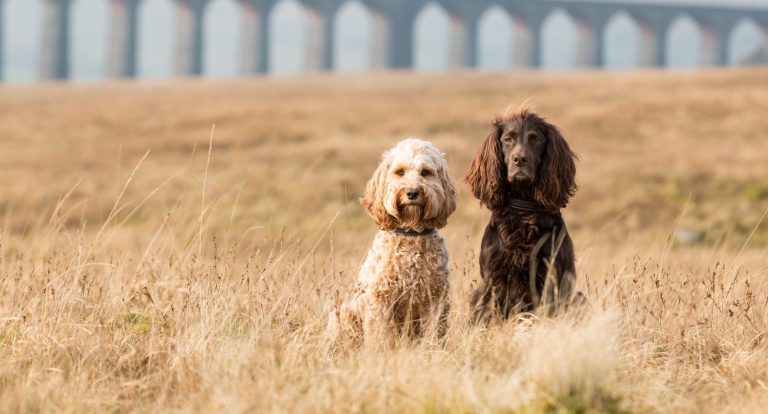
361 299 396 348
422 296 450 346
469 280 494 325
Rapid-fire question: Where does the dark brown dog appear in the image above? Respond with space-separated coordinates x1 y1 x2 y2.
465 108 578 322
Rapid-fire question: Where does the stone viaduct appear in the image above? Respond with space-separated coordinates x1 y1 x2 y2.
0 0 767 81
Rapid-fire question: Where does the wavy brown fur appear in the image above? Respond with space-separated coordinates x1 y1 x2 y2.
465 109 578 322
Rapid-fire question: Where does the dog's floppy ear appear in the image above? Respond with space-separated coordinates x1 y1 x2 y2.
426 154 457 229
534 121 577 210
465 118 505 209
360 156 397 230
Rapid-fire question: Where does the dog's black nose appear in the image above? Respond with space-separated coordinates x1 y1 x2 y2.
513 155 528 165
406 188 420 200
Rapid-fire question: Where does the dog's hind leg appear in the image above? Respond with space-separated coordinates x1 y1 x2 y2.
327 295 364 351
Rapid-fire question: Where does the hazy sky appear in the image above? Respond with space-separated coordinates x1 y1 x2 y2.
1 0 766 83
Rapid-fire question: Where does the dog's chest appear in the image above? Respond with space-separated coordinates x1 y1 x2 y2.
359 231 449 291
492 213 557 266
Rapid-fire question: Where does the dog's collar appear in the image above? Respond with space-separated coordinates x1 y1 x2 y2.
388 228 436 236
508 198 555 213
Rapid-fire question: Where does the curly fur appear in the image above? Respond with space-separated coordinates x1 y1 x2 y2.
329 138 456 346
465 108 579 322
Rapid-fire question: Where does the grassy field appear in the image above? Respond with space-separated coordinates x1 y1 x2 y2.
0 69 767 413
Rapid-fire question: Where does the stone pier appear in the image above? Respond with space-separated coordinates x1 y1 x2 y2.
175 0 207 76
40 0 72 80
0 0 4 81
240 0 274 74
110 0 141 78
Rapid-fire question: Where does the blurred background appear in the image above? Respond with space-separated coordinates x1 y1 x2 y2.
1 4 767 410
0 0 767 250
1 0 767 83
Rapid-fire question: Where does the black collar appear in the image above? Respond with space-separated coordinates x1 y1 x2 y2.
508 198 555 213
389 228 436 237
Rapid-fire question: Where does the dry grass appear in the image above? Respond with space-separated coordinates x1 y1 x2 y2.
0 69 767 413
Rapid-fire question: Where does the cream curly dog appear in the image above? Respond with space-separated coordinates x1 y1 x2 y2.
329 138 457 346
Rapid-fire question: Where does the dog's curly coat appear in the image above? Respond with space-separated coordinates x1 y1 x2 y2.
329 138 457 345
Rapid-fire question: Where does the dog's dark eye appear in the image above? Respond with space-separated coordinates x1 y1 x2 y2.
502 134 516 143
420 170 432 177
529 134 542 144
395 169 405 176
